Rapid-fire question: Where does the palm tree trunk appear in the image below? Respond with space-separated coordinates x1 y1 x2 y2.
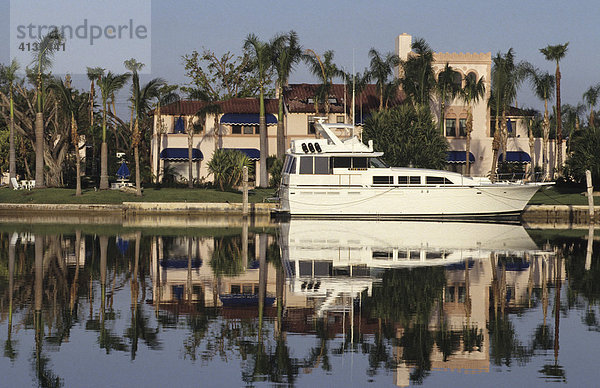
465 110 472 176
9 88 16 187
259 89 268 188
135 145 141 196
35 112 45 187
543 108 550 181
490 117 501 182
277 90 285 160
100 141 109 189
555 66 563 175
72 115 82 196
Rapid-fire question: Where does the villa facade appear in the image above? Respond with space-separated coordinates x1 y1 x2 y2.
150 33 562 183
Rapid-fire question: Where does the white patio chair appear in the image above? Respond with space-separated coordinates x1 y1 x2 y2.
10 177 22 190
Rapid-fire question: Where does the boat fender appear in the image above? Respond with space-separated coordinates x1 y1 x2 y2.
314 143 322 152
301 143 309 153
308 143 316 152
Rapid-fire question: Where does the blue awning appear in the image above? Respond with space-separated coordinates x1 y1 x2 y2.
446 151 475 163
116 161 130 179
223 148 260 161
160 148 203 161
498 151 531 163
220 113 277 125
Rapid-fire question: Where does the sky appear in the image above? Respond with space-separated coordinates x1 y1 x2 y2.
1 0 599 115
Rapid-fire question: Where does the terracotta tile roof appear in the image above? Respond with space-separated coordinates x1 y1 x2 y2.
159 97 279 116
285 83 404 113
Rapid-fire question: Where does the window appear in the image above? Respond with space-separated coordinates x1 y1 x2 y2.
370 158 389 168
507 120 516 135
445 118 457 137
283 156 297 174
410 176 421 185
373 251 393 260
453 72 462 89
231 284 241 294
173 116 186 134
333 157 351 168
459 118 467 137
308 115 316 134
426 176 453 185
398 176 408 185
373 176 393 185
314 157 330 174
336 115 345 123
299 156 313 174
352 157 368 169
231 125 258 134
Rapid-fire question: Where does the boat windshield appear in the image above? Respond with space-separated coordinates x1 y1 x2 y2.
370 157 389 168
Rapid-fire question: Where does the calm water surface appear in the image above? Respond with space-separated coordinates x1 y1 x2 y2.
0 220 599 387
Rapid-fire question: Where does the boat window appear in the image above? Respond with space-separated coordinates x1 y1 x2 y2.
426 176 453 185
397 176 408 185
373 176 393 185
282 155 291 173
369 157 389 168
314 261 332 276
410 176 421 185
352 157 368 169
299 156 313 174
373 251 393 260
333 157 351 168
284 156 297 174
299 261 312 276
314 156 330 174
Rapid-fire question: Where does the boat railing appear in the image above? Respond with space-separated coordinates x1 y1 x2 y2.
489 171 547 183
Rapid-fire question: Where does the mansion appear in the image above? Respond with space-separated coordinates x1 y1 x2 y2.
151 33 559 183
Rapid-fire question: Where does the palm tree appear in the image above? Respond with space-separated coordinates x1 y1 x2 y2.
271 31 303 159
434 63 461 135
583 84 600 128
459 73 486 176
154 84 179 184
48 76 84 195
244 33 274 188
540 43 569 175
524 66 554 180
399 38 435 107
86 67 104 176
368 48 400 111
2 58 19 188
31 29 63 188
304 49 343 116
193 102 221 186
98 71 131 189
488 49 525 180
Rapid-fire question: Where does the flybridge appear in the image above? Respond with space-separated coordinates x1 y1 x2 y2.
289 120 379 155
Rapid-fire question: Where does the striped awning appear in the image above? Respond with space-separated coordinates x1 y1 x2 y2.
224 148 260 161
220 113 277 125
498 151 531 163
160 148 203 161
446 151 475 164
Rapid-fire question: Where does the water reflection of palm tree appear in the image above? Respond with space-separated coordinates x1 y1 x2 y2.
5 233 17 361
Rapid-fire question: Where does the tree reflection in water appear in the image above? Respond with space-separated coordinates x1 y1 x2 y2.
1 226 600 386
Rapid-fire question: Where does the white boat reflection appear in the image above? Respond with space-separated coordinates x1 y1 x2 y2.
279 220 551 316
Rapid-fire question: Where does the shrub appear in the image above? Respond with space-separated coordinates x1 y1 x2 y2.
207 149 253 191
269 157 284 188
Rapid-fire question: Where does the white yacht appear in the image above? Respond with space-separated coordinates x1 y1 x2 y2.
277 120 545 219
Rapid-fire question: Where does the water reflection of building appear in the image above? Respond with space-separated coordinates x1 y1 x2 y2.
279 220 561 387
149 232 279 313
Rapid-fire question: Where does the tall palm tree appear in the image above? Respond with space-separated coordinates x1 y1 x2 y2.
48 76 84 195
2 59 19 188
399 38 435 107
193 102 221 186
434 63 461 135
31 29 63 188
540 43 568 175
368 48 400 111
304 49 343 116
98 71 130 189
154 84 179 183
582 84 600 128
459 73 486 176
488 49 525 180
126 58 163 196
524 66 554 180
272 31 303 159
86 67 104 177
244 33 274 188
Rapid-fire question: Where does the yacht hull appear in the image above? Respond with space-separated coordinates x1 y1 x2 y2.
278 183 540 219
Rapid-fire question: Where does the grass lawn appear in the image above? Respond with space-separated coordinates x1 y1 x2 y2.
0 186 277 204
528 185 599 206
